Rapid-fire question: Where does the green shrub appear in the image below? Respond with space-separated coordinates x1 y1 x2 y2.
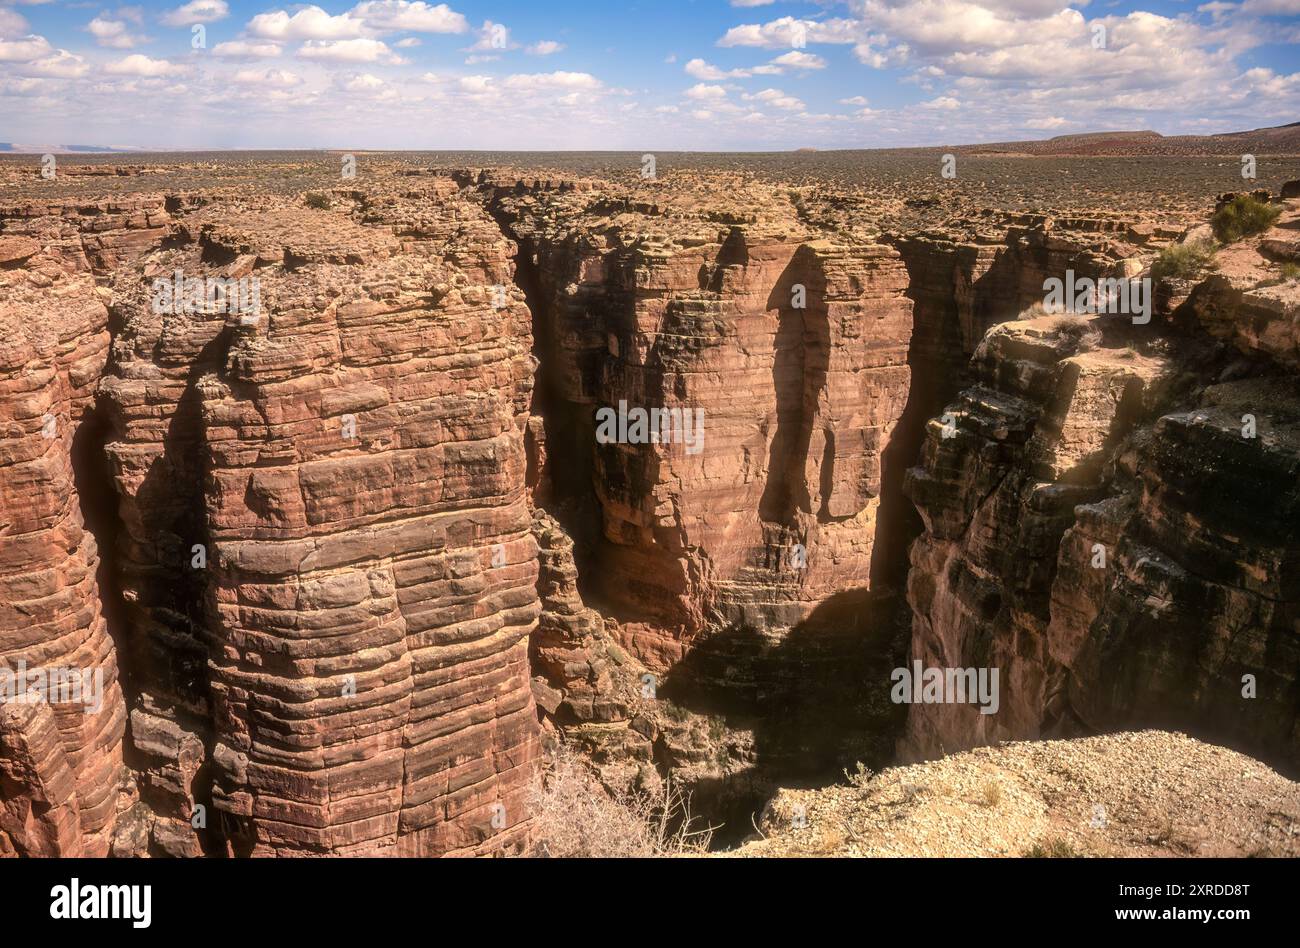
1211 195 1281 243
1150 240 1216 282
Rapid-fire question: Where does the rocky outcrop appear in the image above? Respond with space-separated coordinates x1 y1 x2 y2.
99 182 543 856
493 180 915 670
0 204 129 856
900 196 1300 770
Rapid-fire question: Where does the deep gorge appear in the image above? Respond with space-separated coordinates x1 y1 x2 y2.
2 167 1297 856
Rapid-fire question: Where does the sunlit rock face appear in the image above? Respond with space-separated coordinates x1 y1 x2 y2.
2 161 1295 857
95 181 542 856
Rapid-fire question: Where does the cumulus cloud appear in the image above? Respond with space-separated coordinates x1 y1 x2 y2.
160 0 229 27
297 38 403 63
503 71 601 90
466 19 513 52
718 16 862 48
349 1 468 34
232 67 301 87
769 50 827 69
745 87 805 110
526 40 564 55
0 9 29 35
211 40 283 58
86 15 147 49
0 34 54 62
14 49 89 78
685 82 730 100
249 6 365 41
104 53 184 76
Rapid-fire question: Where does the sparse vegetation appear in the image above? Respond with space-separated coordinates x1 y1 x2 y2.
525 746 714 857
1259 261 1300 287
1024 837 1084 858
304 191 332 210
844 761 874 791
1211 194 1281 243
979 779 1002 808
1049 316 1103 353
1150 239 1216 282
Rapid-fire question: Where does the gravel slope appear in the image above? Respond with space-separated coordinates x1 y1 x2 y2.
732 731 1300 857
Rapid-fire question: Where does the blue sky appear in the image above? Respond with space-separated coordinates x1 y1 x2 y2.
1 0 1297 149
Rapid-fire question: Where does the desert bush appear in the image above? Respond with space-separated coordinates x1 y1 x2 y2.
304 191 332 209
524 746 714 857
1049 316 1102 353
1211 195 1280 243
1150 240 1216 282
843 761 874 791
1024 837 1083 858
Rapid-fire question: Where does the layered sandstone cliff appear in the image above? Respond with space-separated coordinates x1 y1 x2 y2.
900 195 1300 769
1 158 1295 856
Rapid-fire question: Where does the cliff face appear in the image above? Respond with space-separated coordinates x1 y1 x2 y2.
1 161 1296 856
493 179 915 662
0 207 126 856
4 179 543 856
901 199 1300 769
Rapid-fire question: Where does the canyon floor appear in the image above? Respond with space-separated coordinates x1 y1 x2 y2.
1 150 1297 857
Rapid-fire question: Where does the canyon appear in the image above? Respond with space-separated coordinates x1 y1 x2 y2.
0 153 1297 856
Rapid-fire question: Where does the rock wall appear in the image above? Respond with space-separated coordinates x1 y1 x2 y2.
900 197 1300 769
0 203 135 855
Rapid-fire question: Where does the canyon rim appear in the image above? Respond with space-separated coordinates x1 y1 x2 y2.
0 6 1298 921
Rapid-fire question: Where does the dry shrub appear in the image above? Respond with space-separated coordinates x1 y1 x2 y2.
524 745 714 857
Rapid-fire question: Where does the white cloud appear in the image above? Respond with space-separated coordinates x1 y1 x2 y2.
394 37 422 48
769 50 827 69
17 49 90 78
248 6 365 41
526 40 564 55
297 38 402 63
232 67 301 87
685 82 729 100
1026 115 1068 129
839 95 869 105
0 34 54 62
104 53 184 76
718 16 862 48
0 9 29 35
731 0 776 6
746 87 805 109
920 95 960 110
160 0 229 27
503 71 601 90
466 18 513 52
349 1 468 34
211 40 283 58
86 15 146 49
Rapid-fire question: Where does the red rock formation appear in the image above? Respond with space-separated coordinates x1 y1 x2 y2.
0 204 128 856
497 182 914 669
99 182 542 855
901 197 1300 767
